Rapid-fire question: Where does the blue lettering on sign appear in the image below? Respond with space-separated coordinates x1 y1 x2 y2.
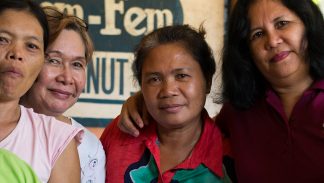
81 51 133 103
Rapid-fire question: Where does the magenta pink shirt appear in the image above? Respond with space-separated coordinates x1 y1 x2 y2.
216 80 324 183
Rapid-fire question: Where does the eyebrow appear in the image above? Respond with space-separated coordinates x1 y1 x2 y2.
27 36 43 44
0 29 43 44
172 68 192 72
143 67 193 76
250 15 286 33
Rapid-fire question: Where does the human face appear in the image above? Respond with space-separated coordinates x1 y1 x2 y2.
0 10 44 102
25 29 86 116
141 43 207 129
248 0 309 86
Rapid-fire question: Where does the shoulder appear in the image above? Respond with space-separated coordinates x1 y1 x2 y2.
69 119 106 182
71 118 105 155
21 105 83 151
100 116 138 152
202 111 222 140
20 106 82 137
100 116 123 143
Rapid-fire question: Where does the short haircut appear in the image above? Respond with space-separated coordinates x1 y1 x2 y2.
132 24 216 92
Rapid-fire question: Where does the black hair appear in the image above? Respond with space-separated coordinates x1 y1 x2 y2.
132 24 216 92
219 0 324 109
0 0 49 50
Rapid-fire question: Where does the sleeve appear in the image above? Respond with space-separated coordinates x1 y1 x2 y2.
100 115 120 151
100 116 121 183
46 118 84 168
93 137 106 183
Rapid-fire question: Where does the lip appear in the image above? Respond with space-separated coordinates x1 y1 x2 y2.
159 104 184 113
0 67 23 78
48 88 74 99
270 51 290 63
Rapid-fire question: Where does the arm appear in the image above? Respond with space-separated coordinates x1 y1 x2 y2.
48 139 80 183
118 91 150 137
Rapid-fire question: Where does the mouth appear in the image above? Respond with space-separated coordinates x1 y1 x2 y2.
270 51 290 63
48 88 74 99
159 104 184 113
0 67 23 78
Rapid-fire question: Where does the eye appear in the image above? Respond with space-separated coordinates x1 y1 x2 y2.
145 75 162 85
0 36 9 45
175 73 190 80
26 42 40 51
72 61 85 69
250 31 264 41
275 21 289 29
45 57 62 65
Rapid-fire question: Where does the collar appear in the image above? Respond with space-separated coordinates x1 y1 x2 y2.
266 79 324 98
309 79 324 90
122 109 224 178
173 109 223 177
264 79 324 122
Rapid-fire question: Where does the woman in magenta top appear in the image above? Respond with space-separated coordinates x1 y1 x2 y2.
117 0 324 182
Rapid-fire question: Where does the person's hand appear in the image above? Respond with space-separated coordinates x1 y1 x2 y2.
117 91 150 137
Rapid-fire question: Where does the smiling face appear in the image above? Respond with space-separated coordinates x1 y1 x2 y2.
141 43 207 129
23 29 86 116
0 10 44 103
248 0 310 86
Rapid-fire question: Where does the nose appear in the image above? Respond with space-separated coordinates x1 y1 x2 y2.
265 30 283 49
57 66 74 85
7 45 23 61
158 79 178 98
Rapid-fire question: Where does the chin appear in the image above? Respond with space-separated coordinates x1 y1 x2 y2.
50 105 70 114
157 118 185 128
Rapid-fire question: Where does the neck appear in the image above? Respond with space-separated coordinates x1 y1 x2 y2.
157 118 202 149
0 100 20 124
0 100 21 141
55 115 72 124
21 97 68 123
272 76 313 119
157 118 203 173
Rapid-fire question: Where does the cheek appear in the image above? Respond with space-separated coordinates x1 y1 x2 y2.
75 72 86 93
141 86 158 106
31 55 45 72
36 68 56 84
186 81 205 101
29 65 43 81
250 45 262 61
296 34 308 54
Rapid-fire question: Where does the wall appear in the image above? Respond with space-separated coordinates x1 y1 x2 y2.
35 0 225 137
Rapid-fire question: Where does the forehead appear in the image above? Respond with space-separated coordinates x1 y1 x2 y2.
48 29 84 50
142 43 199 71
46 29 86 60
248 0 290 18
0 9 43 42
